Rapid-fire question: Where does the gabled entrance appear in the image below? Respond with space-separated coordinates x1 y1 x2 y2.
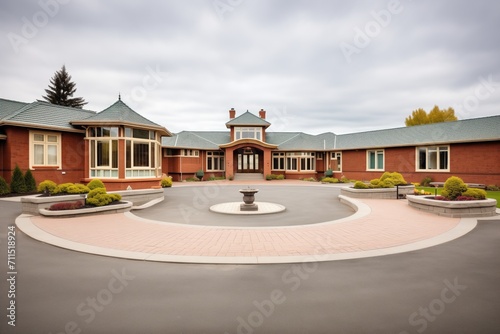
236 147 262 173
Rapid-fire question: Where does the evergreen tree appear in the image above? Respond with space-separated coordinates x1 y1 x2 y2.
10 165 27 194
42 65 88 108
405 106 457 126
0 176 10 195
24 169 37 192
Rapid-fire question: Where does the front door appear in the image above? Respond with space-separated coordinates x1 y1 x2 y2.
237 148 260 173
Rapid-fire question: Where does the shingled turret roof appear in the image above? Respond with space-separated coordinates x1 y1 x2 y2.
71 98 172 136
225 110 271 128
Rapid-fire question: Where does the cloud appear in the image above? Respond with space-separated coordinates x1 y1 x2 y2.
0 0 499 136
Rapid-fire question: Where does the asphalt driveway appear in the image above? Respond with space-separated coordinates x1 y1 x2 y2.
1 197 500 333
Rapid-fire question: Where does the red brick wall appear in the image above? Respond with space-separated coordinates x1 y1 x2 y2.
1 126 86 185
335 142 500 185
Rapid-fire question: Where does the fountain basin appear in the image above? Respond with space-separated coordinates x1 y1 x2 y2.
239 188 259 211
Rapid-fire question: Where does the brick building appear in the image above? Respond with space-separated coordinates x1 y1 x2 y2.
1 98 499 188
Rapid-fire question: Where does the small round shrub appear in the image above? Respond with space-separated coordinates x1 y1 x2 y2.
0 176 10 195
322 177 338 183
160 176 173 188
53 183 75 194
87 179 106 190
486 185 500 191
369 179 380 187
381 179 395 188
38 180 57 194
67 184 90 194
86 188 111 206
340 176 350 183
10 165 27 193
276 174 285 180
24 169 37 192
441 176 467 200
380 172 407 186
461 188 486 200
354 181 368 189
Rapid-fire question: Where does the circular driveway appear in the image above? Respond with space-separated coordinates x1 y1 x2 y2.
133 184 354 227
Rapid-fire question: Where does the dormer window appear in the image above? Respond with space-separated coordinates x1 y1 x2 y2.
235 127 262 141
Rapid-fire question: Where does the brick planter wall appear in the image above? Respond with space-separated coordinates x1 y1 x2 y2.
340 185 415 199
407 195 498 218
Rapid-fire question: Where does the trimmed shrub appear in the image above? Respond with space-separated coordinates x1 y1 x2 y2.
160 176 173 187
67 184 90 194
380 172 407 186
322 177 338 183
24 169 37 192
53 183 74 194
86 188 121 207
486 185 500 191
461 188 487 200
276 174 285 180
369 179 380 187
10 165 27 193
49 201 84 211
354 181 369 189
421 176 433 187
0 176 10 195
325 169 333 177
195 169 204 180
87 179 106 190
441 176 467 200
302 177 317 182
38 180 57 194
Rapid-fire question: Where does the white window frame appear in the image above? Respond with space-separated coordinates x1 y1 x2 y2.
207 151 225 171
272 152 285 170
330 152 342 172
181 149 199 157
416 146 450 172
367 149 384 171
235 127 262 141
29 131 62 169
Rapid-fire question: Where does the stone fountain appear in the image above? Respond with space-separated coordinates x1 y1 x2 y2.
209 187 285 215
239 188 259 211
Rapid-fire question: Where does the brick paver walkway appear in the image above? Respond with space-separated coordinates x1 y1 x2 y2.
27 197 461 263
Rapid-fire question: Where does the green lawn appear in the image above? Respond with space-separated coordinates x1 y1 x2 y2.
415 186 500 208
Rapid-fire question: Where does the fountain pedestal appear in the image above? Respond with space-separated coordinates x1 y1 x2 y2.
239 188 259 211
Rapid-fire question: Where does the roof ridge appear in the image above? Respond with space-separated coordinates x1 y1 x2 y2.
276 132 302 146
189 131 222 146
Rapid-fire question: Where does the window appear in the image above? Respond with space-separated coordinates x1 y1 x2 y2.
235 127 262 141
272 152 285 170
330 152 342 171
207 151 225 171
124 128 160 178
181 149 199 157
286 152 315 171
417 146 449 171
30 131 61 168
300 152 315 171
367 150 384 171
317 152 324 160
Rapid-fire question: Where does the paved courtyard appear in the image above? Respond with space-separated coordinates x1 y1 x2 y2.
1 181 500 333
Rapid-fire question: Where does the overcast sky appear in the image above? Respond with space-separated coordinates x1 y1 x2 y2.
1 0 499 134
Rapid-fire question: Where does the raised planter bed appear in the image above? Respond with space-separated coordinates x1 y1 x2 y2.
340 185 415 199
407 195 498 218
21 188 164 215
39 201 132 217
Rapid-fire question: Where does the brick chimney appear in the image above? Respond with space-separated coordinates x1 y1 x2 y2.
229 108 236 119
259 109 266 119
